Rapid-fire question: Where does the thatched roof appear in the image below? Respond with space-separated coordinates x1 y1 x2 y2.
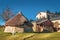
42 20 53 26
5 12 28 26
37 20 53 26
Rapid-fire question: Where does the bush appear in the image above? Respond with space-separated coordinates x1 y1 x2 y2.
0 26 4 31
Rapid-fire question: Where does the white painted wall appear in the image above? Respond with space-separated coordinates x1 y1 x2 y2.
52 20 60 28
32 22 37 32
4 26 24 33
36 12 47 19
4 26 16 33
52 20 60 23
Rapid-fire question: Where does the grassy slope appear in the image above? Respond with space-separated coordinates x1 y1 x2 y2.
0 31 35 40
0 32 60 40
0 27 60 40
27 32 60 40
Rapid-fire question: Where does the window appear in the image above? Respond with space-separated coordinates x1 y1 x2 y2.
58 28 60 30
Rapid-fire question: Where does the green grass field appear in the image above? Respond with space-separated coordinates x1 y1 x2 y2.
0 32 60 40
0 27 60 40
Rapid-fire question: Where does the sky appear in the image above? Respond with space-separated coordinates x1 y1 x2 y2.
0 0 60 25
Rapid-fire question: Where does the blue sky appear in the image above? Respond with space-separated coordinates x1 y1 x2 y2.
0 0 60 25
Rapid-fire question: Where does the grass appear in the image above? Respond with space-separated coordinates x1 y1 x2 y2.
0 32 60 40
27 32 60 40
0 32 35 40
0 27 60 40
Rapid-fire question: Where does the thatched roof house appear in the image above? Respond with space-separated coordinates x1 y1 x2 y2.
32 19 54 32
37 19 54 32
39 20 53 26
5 12 27 26
4 12 33 33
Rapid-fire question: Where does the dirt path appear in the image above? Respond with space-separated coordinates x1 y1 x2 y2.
23 34 35 40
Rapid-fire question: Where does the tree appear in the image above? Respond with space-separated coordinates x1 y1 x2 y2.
46 10 50 13
55 11 60 15
55 11 58 14
0 8 14 21
29 19 34 22
46 10 51 20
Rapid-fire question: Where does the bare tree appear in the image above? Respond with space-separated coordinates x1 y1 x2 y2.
0 8 14 21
